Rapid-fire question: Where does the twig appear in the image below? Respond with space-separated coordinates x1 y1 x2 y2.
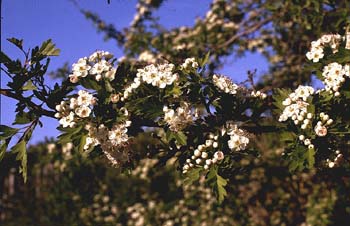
0 89 56 118
217 16 273 49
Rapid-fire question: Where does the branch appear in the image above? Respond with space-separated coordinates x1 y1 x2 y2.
217 16 273 49
0 89 56 118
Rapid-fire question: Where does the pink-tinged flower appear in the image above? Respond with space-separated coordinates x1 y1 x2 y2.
315 125 327 137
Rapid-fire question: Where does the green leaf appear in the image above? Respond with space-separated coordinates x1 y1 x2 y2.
272 88 291 113
288 160 299 172
207 167 228 204
39 39 60 56
306 147 315 168
12 140 27 182
0 139 10 161
0 51 12 64
0 125 19 140
57 132 73 144
78 134 87 153
183 167 202 186
22 80 37 91
13 112 33 125
105 80 114 92
200 52 210 68
7 38 23 49
81 78 101 90
174 131 187 146
216 173 228 204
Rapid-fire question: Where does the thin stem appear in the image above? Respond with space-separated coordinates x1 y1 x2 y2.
0 88 56 118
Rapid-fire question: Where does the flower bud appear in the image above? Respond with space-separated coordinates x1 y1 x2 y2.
201 152 208 159
194 149 201 157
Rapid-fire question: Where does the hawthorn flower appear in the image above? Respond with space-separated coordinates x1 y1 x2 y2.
105 67 116 81
75 106 91 118
122 62 178 101
279 86 314 130
84 136 99 150
306 47 324 62
56 90 96 127
83 120 132 166
108 121 131 146
88 50 113 62
315 124 327 137
322 62 347 95
59 112 75 128
77 90 94 106
90 60 110 77
137 63 178 89
213 151 224 161
251 90 267 99
69 51 117 83
181 57 199 70
69 74 79 83
314 113 332 137
292 86 314 101
212 74 239 95
55 101 69 115
163 102 196 132
228 134 249 151
225 122 250 151
306 33 342 62
72 58 91 77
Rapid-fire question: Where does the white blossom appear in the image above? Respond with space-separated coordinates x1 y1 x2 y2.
322 62 348 95
212 74 239 95
181 57 199 70
163 102 196 132
75 106 91 118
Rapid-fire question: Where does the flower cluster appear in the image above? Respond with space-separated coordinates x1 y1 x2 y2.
84 120 131 165
182 143 224 174
314 112 333 137
180 57 199 70
126 203 147 226
55 90 96 128
251 90 267 99
163 102 197 132
131 158 158 180
322 62 350 96
306 34 342 62
47 142 74 172
122 63 178 100
279 86 315 130
69 50 117 83
182 135 223 174
138 50 157 64
124 175 234 226
296 113 333 150
182 121 250 173
79 188 119 225
212 74 239 95
224 122 250 151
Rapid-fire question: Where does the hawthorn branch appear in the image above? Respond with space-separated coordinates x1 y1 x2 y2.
0 89 56 118
217 16 273 49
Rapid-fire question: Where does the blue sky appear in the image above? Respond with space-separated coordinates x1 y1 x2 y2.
1 0 268 144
